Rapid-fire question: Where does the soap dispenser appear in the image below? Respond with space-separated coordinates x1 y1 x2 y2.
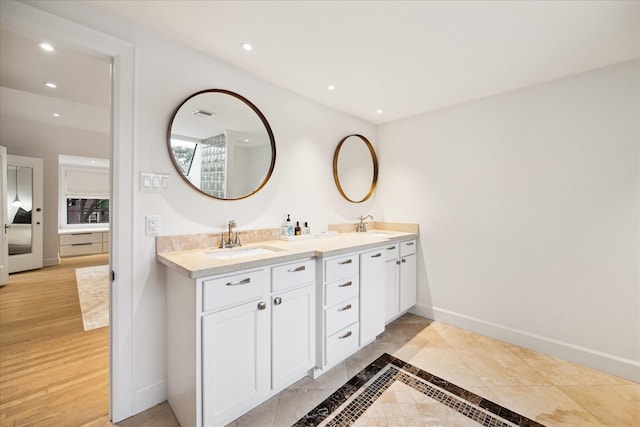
303 222 311 235
282 214 294 236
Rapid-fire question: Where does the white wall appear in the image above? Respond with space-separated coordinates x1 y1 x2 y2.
0 117 110 265
7 0 377 416
376 59 640 380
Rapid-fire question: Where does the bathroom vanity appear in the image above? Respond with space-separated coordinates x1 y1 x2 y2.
158 225 418 427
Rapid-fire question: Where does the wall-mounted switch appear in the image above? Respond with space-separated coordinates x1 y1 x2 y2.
140 172 169 192
146 215 160 235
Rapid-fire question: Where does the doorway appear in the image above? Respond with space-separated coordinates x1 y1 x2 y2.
0 24 113 425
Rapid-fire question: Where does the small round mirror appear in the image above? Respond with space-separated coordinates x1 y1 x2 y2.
167 89 276 200
333 134 378 203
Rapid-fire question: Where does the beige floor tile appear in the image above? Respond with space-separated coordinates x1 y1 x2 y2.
227 393 279 427
490 385 606 426
408 347 487 387
456 346 551 386
560 384 640 426
271 387 335 427
514 346 637 386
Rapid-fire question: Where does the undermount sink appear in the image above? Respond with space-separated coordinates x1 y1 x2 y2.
365 230 402 237
204 246 281 260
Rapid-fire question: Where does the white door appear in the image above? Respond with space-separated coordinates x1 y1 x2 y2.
0 146 8 285
7 155 44 273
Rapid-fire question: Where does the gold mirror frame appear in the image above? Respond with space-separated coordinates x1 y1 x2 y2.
333 134 379 203
167 89 276 201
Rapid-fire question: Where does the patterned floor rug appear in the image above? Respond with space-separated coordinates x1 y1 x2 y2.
75 265 109 331
294 353 545 427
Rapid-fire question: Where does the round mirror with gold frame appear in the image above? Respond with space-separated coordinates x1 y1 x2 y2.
167 89 276 200
333 134 378 203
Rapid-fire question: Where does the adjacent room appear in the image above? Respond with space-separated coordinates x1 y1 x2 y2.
0 1 637 426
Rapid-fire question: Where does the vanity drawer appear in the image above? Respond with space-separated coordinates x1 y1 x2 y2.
202 268 268 313
271 259 314 292
325 275 359 307
325 323 359 367
400 240 416 257
325 296 359 337
384 243 400 261
325 255 359 283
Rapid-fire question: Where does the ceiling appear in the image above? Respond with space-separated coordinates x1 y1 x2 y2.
0 1 638 133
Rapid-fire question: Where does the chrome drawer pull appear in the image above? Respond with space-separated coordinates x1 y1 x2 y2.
338 304 352 312
371 253 382 258
387 246 396 250
338 331 352 339
406 242 415 246
226 278 251 286
338 281 353 288
338 259 353 265
71 243 93 246
288 265 306 272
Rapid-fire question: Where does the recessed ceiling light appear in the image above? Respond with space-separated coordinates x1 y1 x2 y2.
376 109 383 114
52 113 60 117
241 42 253 51
44 82 57 88
327 84 336 91
39 42 54 52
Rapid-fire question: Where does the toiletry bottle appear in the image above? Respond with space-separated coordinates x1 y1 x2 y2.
303 222 311 235
295 221 301 236
282 214 293 237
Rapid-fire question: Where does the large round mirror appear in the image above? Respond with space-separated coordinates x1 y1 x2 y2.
167 89 276 200
333 134 378 203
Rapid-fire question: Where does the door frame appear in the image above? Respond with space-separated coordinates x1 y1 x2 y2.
0 1 136 422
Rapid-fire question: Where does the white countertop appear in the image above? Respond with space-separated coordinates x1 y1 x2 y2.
157 230 418 279
59 227 109 234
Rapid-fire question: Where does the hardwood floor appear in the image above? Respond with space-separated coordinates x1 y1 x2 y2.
0 254 110 427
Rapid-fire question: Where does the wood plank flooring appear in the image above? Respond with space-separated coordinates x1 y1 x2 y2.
0 254 110 427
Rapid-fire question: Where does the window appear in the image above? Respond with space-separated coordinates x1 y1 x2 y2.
67 198 109 224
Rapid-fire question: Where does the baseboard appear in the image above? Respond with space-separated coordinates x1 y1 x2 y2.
410 304 640 383
134 379 167 416
43 256 60 267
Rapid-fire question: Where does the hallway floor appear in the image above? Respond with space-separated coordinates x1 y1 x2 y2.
105 313 638 427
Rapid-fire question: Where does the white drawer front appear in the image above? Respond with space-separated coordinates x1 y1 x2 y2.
202 269 268 313
60 242 102 257
325 296 359 337
400 240 416 257
325 276 359 307
325 323 359 367
384 243 400 261
271 259 314 292
60 232 102 245
325 255 359 283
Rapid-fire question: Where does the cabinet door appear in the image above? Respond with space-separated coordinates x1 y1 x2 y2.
272 285 315 390
385 259 400 323
359 248 386 345
202 298 270 427
399 254 417 312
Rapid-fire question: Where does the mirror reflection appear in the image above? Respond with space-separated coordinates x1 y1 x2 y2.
333 134 378 203
168 89 276 200
7 165 33 255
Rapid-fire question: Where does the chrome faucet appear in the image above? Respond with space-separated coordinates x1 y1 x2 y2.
219 219 245 248
356 215 373 232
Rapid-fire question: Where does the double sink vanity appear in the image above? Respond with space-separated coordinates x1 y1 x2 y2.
157 223 418 427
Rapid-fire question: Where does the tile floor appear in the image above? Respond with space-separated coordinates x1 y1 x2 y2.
104 314 639 426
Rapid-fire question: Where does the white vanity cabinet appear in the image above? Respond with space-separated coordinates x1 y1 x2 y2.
317 252 360 371
166 258 315 427
359 247 386 345
385 239 417 323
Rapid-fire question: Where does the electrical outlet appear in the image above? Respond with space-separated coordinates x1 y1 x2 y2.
145 215 160 235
